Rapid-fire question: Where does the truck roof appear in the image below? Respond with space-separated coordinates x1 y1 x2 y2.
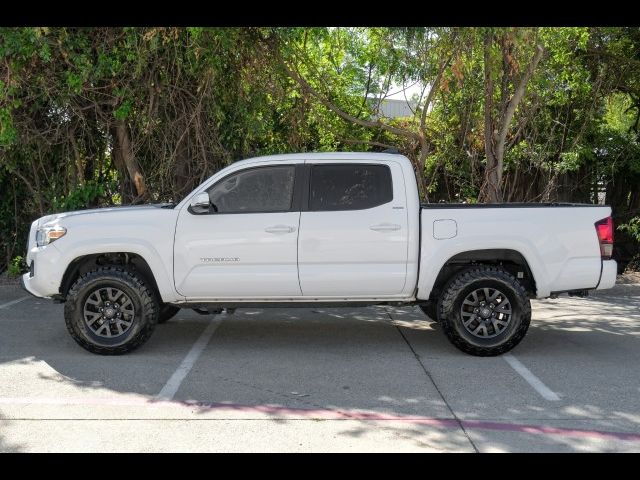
232 152 407 167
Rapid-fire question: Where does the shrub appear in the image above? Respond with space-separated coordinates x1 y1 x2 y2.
7 255 26 277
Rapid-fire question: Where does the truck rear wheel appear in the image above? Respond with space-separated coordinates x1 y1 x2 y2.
437 266 531 356
64 267 159 355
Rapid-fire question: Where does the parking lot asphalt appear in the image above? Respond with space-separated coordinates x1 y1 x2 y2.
0 280 639 452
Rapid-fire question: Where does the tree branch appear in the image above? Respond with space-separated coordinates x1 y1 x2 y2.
483 32 495 165
356 63 374 117
496 44 544 156
272 41 420 142
338 138 398 150
420 54 453 132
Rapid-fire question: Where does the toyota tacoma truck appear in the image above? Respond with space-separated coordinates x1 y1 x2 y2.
21 152 617 356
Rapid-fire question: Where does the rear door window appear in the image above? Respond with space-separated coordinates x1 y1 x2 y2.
309 164 393 211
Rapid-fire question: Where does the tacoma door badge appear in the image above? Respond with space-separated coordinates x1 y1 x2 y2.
200 257 240 263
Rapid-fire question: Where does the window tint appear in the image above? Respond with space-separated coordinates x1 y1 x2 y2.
309 164 393 211
207 166 295 213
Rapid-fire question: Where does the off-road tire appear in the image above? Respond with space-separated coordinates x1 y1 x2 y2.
419 302 438 322
64 266 159 355
158 304 180 324
437 266 531 356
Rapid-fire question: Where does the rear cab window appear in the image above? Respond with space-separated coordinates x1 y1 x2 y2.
309 164 393 211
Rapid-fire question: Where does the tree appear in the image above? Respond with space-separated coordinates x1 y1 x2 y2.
479 28 544 202
2 27 640 273
263 27 459 200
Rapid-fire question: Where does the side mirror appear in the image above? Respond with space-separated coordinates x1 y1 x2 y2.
189 192 211 213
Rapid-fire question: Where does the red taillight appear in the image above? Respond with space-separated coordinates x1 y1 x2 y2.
595 216 614 259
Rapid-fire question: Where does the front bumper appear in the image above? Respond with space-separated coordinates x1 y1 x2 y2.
20 273 40 298
596 259 617 290
21 243 64 299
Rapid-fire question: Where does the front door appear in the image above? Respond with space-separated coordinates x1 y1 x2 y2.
174 164 302 299
298 161 409 297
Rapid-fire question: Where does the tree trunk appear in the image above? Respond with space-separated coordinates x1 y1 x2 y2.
415 160 426 201
479 33 544 203
414 144 430 201
70 134 85 185
480 33 502 203
482 158 502 202
112 121 146 200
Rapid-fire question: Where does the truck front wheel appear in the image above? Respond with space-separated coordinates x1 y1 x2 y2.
419 302 438 322
64 267 159 355
437 266 531 356
158 304 180 324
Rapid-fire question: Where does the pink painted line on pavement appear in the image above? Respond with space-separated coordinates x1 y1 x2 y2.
1 396 639 442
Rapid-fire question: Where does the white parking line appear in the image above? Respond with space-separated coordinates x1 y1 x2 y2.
156 316 224 401
0 296 29 310
503 354 560 401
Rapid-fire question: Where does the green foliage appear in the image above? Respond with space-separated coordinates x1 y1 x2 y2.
620 217 640 243
7 255 25 277
113 100 133 120
1 26 640 270
0 106 17 146
604 94 636 133
51 181 117 212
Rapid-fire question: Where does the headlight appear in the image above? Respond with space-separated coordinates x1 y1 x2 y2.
36 225 67 247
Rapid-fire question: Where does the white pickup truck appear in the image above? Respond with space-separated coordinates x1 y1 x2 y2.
22 152 617 356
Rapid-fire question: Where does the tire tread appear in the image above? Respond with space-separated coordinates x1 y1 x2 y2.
437 266 531 356
64 266 158 355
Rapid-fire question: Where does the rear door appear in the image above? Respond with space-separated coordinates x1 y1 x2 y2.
298 161 409 297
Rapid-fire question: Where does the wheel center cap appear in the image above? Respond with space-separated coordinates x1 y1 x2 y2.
104 308 115 318
480 308 491 318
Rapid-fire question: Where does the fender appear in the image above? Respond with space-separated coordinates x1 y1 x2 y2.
49 207 183 303
417 239 549 300
58 239 183 303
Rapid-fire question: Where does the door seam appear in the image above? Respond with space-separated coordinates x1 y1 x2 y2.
296 211 303 295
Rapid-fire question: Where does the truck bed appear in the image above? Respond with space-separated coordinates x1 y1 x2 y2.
421 202 596 209
417 203 614 299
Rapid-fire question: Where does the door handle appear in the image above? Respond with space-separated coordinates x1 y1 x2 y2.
265 225 296 234
370 223 401 232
